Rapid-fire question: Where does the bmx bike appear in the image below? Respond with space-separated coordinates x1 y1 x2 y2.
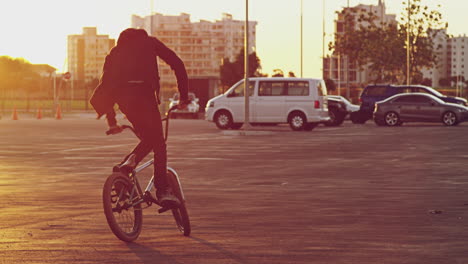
102 106 191 242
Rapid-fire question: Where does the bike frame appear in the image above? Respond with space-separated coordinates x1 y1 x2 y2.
114 105 185 209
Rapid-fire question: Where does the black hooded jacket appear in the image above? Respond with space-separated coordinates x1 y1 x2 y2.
90 28 188 119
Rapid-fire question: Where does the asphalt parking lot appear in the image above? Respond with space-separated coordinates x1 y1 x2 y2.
0 115 467 264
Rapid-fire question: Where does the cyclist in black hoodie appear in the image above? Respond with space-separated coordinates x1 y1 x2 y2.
90 28 189 208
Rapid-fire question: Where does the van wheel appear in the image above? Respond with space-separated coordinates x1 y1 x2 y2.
214 110 233 130
288 112 307 131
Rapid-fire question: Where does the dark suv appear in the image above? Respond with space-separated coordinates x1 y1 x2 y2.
351 84 468 124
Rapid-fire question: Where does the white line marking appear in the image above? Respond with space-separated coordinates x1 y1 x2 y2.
39 143 134 154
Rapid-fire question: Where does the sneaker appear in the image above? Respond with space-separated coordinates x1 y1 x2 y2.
113 153 136 174
156 187 181 208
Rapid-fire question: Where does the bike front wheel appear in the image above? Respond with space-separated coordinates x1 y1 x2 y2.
167 170 191 236
103 172 143 242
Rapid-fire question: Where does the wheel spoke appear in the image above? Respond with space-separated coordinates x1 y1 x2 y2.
444 112 456 125
385 113 398 126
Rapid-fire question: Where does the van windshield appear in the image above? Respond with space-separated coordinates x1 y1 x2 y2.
227 81 255 97
317 81 327 96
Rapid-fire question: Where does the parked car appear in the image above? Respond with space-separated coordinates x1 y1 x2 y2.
352 84 467 124
205 77 330 131
324 95 359 126
373 93 468 126
169 92 200 118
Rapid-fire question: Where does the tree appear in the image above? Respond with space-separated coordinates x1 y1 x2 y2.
272 69 284 77
288 71 296 77
330 0 447 84
219 48 263 87
421 78 432 86
439 77 451 87
400 0 447 84
0 56 40 97
324 78 337 92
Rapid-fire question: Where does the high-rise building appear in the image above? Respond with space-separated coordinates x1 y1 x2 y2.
132 13 257 89
323 0 396 95
67 27 115 83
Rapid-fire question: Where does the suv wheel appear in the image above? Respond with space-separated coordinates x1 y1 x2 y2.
324 107 345 126
384 111 400 126
288 112 307 131
214 110 233 130
304 123 318 131
442 111 458 126
374 118 386 126
350 111 368 124
231 123 243 130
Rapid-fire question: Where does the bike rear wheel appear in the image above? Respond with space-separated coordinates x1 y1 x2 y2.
167 170 191 236
103 173 143 242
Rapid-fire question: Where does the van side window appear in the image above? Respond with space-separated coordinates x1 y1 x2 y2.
286 81 309 96
228 81 255 97
258 81 286 96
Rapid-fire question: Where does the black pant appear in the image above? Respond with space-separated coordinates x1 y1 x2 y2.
116 85 168 189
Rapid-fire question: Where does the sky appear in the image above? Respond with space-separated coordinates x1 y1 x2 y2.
0 0 467 78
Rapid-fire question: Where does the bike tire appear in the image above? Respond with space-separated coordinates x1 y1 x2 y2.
103 172 143 242
167 170 191 236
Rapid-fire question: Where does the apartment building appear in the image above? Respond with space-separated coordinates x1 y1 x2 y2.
67 27 115 83
323 0 396 93
132 13 257 88
447 36 468 81
422 30 468 90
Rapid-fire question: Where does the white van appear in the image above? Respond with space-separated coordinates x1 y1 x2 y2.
205 77 329 131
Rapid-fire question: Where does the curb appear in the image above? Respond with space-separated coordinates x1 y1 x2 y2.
222 130 275 136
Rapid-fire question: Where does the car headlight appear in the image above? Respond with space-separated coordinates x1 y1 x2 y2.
208 101 214 108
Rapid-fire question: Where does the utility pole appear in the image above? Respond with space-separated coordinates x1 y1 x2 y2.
322 0 325 80
243 0 251 130
300 0 303 77
346 0 350 99
406 0 411 85
151 0 154 33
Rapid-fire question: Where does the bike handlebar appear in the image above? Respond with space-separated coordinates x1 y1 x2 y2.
105 104 179 141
